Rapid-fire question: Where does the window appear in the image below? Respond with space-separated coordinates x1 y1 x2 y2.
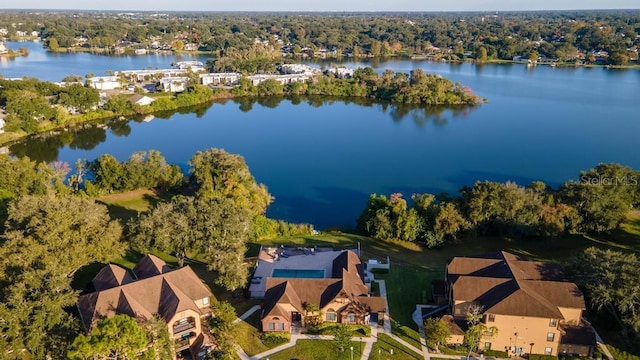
484 342 491 350
326 312 337 321
549 319 557 327
346 312 356 323
202 297 209 305
277 323 284 331
268 322 275 330
547 332 555 342
545 347 553 355
487 314 495 322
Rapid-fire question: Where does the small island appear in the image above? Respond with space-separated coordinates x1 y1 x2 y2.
0 41 29 59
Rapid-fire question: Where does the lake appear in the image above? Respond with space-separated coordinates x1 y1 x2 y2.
3 42 640 228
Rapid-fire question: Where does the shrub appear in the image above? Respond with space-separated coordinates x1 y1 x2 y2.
370 268 389 274
305 325 320 335
529 355 559 360
482 349 508 357
261 332 290 345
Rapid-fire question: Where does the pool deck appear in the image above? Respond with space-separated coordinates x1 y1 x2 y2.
249 246 355 298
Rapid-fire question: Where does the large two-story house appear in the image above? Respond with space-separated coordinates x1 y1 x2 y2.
443 251 596 357
260 250 386 332
77 255 213 357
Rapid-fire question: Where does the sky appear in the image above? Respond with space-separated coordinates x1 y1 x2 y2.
0 0 638 12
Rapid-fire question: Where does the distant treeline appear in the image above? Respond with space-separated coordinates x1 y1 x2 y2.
358 163 640 247
2 11 638 64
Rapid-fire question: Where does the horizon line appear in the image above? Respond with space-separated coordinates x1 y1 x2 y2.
0 8 639 13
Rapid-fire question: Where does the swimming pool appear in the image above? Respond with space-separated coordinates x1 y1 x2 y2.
272 269 325 278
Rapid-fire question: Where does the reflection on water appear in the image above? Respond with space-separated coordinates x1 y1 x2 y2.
10 97 476 163
4 47 639 228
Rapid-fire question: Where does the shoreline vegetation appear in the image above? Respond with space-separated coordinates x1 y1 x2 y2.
1 144 639 359
38 44 640 69
0 68 483 147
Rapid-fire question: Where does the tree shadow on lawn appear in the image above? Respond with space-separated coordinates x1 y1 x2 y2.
98 201 140 224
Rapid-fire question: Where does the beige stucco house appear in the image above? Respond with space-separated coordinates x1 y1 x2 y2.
77 255 213 357
261 250 386 332
443 251 596 357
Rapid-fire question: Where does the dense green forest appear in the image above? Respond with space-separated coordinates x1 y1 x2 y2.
358 163 640 246
0 149 313 359
1 10 638 64
1 147 639 357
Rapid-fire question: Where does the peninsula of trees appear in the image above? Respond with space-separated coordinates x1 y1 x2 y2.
0 68 481 143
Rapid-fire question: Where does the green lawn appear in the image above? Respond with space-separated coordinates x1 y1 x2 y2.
96 189 168 223
371 333 422 360
620 211 640 237
307 323 371 337
389 321 423 351
89 190 640 358
231 311 282 356
247 233 362 257
268 340 363 360
252 226 640 335
377 265 439 329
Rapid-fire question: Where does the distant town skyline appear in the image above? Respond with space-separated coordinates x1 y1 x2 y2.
0 0 638 12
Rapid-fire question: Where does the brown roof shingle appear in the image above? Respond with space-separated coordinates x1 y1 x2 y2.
77 262 212 331
262 250 375 320
133 254 171 279
448 251 584 319
92 264 134 291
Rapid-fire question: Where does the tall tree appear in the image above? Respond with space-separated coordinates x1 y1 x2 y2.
0 196 123 358
129 196 251 290
189 148 271 216
67 315 150 360
424 317 451 352
56 83 100 113
463 305 498 360
333 324 352 353
561 163 638 233
568 247 640 338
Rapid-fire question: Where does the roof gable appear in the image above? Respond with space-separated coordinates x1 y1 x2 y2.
77 262 212 331
133 254 171 279
263 250 374 319
332 251 364 280
448 251 584 319
92 264 134 291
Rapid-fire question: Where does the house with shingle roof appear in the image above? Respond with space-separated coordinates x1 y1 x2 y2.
77 255 213 357
128 94 155 106
260 250 386 332
444 251 595 357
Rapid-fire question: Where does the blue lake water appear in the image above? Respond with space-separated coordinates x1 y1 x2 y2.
3 41 640 228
